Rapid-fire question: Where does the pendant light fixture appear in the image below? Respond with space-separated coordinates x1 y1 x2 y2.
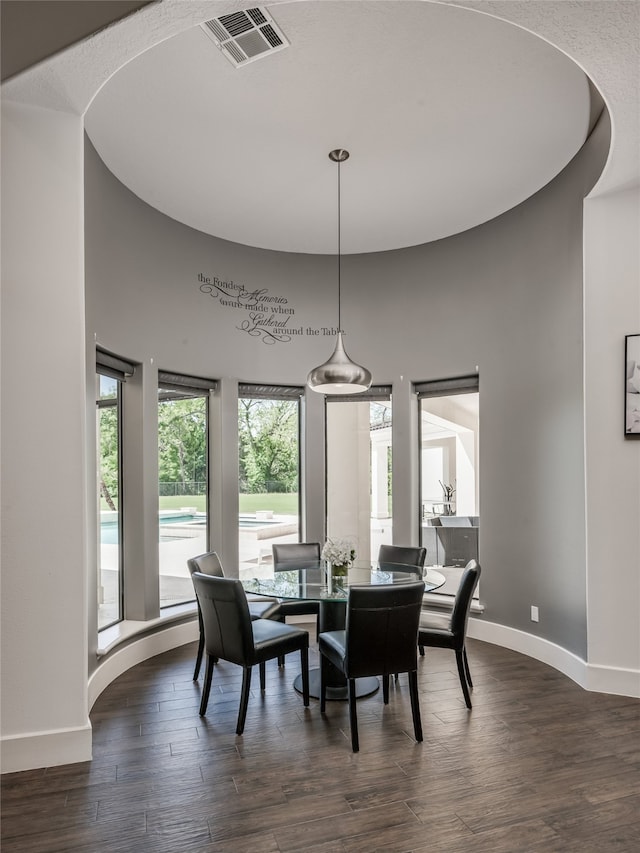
307 149 372 395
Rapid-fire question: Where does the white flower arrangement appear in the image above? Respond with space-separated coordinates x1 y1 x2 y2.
321 537 356 567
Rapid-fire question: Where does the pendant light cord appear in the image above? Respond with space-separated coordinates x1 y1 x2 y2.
337 156 341 332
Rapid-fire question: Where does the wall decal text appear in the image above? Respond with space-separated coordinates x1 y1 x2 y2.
198 272 340 345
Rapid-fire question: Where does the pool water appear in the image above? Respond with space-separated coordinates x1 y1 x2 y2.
101 513 280 544
101 514 201 545
101 522 179 545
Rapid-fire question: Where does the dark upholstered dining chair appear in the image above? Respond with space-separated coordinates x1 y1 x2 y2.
187 550 281 680
319 580 425 752
191 572 310 734
378 544 426 572
271 542 321 636
417 560 481 709
378 545 426 685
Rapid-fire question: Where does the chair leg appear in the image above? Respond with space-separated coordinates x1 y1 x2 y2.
193 632 204 681
463 646 473 688
259 660 266 691
382 674 390 704
278 614 286 667
348 678 359 752
199 654 215 716
319 653 327 712
237 666 252 735
419 644 425 656
408 669 423 742
300 645 310 706
455 649 472 709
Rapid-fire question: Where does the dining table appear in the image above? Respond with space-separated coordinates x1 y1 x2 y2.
242 560 446 701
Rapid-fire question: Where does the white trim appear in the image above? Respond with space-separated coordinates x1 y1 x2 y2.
89 620 199 709
97 602 197 656
2 619 199 772
468 618 640 699
584 663 640 698
1 724 92 774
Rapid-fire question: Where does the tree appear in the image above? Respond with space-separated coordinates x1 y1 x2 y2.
158 397 207 491
98 404 119 509
238 398 298 493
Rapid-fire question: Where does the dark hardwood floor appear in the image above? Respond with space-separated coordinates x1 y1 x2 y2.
2 628 639 852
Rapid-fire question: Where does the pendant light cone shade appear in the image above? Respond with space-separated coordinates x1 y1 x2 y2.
307 149 372 395
307 331 372 394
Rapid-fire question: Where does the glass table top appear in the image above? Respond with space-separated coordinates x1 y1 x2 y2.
242 561 445 602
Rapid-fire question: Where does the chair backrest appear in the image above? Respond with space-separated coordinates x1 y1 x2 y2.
272 542 321 570
378 544 426 571
450 560 481 646
345 581 425 678
187 551 225 578
191 572 254 665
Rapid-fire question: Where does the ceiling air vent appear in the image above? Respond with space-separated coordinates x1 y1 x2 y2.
201 7 289 68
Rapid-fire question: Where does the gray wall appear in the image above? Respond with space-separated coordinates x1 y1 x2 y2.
85 111 609 658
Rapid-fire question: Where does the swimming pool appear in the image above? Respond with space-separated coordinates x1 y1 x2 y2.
100 513 285 544
238 517 283 528
101 521 194 545
101 513 204 544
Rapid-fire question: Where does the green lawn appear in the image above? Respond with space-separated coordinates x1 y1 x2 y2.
239 493 298 514
158 495 207 512
158 493 298 515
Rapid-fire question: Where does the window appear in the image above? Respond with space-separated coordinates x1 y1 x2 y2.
158 372 216 609
238 384 302 578
416 375 479 592
326 387 393 561
96 350 134 630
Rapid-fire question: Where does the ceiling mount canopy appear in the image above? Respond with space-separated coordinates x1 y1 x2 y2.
307 149 372 395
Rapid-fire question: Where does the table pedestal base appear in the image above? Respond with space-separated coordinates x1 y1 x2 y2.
293 668 379 702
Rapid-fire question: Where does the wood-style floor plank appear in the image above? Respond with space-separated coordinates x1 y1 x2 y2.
2 631 639 852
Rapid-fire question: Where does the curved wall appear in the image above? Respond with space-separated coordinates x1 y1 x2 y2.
85 109 610 663
3 0 637 779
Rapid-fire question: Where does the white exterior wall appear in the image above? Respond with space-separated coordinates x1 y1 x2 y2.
326 403 372 558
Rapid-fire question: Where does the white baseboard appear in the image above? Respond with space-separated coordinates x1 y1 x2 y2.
4 617 636 775
88 620 199 709
1 621 199 775
583 662 640 697
1 724 93 774
468 618 640 698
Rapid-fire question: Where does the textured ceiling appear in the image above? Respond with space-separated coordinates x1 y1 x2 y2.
0 1 153 82
84 1 592 254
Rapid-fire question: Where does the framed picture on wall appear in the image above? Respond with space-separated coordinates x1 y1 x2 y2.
625 334 640 437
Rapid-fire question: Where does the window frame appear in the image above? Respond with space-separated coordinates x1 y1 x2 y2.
157 370 218 610
237 383 304 574
96 349 134 630
415 374 480 574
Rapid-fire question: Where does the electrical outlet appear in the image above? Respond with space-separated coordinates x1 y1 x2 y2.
531 605 539 622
